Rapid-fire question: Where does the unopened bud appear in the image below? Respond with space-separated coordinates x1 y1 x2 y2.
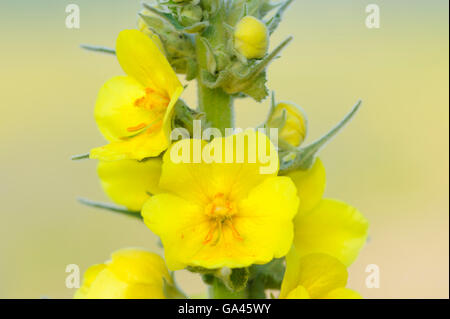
234 16 269 59
268 102 308 147
179 5 203 26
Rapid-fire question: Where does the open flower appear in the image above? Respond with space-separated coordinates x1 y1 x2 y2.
287 159 369 266
280 252 362 299
142 130 299 270
90 29 184 161
75 248 171 299
97 158 162 212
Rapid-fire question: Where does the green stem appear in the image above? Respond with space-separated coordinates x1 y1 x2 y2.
197 84 234 134
209 278 248 299
195 2 234 134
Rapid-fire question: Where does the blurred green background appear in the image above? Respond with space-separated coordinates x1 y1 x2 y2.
0 0 448 298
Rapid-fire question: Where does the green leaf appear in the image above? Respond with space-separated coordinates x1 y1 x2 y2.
266 0 294 35
71 153 90 161
229 268 250 292
80 44 115 55
241 72 268 102
142 3 185 30
77 198 142 220
280 100 362 174
183 21 209 33
209 277 248 299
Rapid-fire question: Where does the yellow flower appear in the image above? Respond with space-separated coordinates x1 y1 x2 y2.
268 102 308 147
280 251 362 299
75 248 171 299
142 130 299 270
234 16 269 59
287 159 369 266
97 158 162 212
90 29 184 161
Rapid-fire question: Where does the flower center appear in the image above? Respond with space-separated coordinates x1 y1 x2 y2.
203 193 242 245
126 88 170 135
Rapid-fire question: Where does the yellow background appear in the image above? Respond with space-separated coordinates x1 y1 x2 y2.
0 0 448 298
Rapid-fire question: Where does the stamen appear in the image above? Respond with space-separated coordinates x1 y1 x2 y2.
226 219 243 241
203 193 242 246
134 87 170 110
127 122 147 132
203 222 217 245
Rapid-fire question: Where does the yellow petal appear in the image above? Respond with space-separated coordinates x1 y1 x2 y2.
75 248 170 299
282 253 348 299
294 199 369 266
94 75 153 142
142 193 209 270
322 287 362 299
123 283 167 299
159 130 279 204
116 29 181 96
279 247 302 298
287 158 326 215
107 248 171 286
285 285 310 299
74 263 106 299
235 176 299 260
81 268 129 299
97 158 162 211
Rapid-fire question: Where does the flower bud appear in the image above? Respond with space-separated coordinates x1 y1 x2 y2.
75 249 172 299
268 102 308 147
234 16 269 59
179 5 203 26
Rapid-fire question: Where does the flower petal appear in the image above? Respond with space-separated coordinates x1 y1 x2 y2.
282 253 348 299
142 193 210 270
74 264 106 299
236 176 299 259
94 75 153 142
285 285 310 299
75 249 170 299
321 287 362 299
98 158 162 211
287 158 326 215
116 29 181 96
107 248 171 286
159 130 279 204
294 199 369 266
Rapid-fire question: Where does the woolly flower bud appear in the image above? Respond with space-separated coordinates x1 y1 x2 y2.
234 16 269 59
268 102 308 147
